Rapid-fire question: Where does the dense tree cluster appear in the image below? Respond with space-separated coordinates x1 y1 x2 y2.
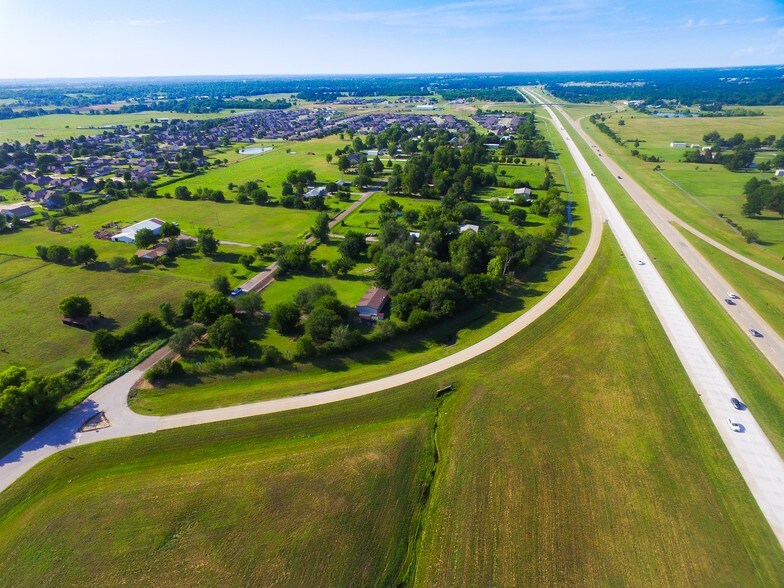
742 178 784 217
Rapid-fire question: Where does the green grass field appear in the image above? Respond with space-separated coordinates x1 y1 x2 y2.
0 254 198 374
579 106 784 261
2 233 782 585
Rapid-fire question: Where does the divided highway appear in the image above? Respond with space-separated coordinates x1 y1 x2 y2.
523 87 784 549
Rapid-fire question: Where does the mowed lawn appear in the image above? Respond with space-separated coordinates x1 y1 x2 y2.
0 255 200 374
413 234 784 585
0 391 435 587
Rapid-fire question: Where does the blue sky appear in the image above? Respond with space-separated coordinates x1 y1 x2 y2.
1 0 783 78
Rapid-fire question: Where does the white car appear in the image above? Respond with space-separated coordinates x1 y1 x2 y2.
727 292 739 299
727 418 742 433
637 260 645 266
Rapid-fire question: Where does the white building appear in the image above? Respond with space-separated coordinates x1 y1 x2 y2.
304 186 327 199
513 187 532 197
775 169 784 177
111 218 165 244
670 142 688 148
459 223 480 234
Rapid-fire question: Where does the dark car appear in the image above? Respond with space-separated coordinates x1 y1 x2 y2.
749 329 763 338
725 298 735 305
731 398 745 410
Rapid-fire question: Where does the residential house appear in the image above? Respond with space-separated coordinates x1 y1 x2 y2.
0 204 35 220
459 223 480 234
136 243 168 261
304 186 327 199
356 287 390 322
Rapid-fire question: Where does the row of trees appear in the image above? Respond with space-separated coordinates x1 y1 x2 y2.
742 178 784 217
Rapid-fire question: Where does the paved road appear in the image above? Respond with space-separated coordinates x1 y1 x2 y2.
524 86 784 550
0 180 606 493
535 93 784 378
238 188 378 293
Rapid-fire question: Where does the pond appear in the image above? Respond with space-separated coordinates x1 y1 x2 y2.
238 146 273 155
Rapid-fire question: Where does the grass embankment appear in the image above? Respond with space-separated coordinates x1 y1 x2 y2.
574 105 784 267
552 106 784 456
678 227 784 338
130 110 591 415
0 385 437 586
2 234 782 585
413 233 784 585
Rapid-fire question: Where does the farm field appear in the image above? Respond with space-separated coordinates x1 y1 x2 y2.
560 109 784 456
577 105 784 262
0 110 237 143
0 386 436 587
4 234 783 585
413 233 784 586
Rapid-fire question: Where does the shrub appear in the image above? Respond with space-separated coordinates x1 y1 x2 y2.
91 329 119 356
207 315 248 354
271 301 300 334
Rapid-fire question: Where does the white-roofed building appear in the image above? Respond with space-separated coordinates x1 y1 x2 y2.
111 217 165 244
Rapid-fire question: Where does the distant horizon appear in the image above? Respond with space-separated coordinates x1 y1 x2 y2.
1 63 783 85
3 0 783 79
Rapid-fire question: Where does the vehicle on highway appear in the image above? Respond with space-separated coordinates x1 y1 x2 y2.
727 418 742 433
725 298 735 305
617 175 623 179
731 398 745 410
749 329 763 338
727 292 739 299
230 288 244 297
590 173 595 176
637 260 645 266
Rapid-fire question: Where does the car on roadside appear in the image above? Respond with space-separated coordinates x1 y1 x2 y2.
724 298 735 305
230 288 244 298
749 329 763 338
727 292 739 299
727 418 742 432
731 398 745 410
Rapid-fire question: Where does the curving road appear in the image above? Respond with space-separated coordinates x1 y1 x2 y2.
0 170 606 494
523 86 784 549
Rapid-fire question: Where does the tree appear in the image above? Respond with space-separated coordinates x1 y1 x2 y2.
38 244 71 263
328 256 356 276
271 301 300 334
294 334 317 360
239 254 255 269
295 283 338 312
197 227 219 257
169 324 206 356
207 315 248 354
742 190 764 217
92 329 119 356
305 306 343 343
192 292 234 325
338 155 351 173
65 191 82 206
212 275 231 295
72 244 98 265
508 208 527 227
159 301 176 325
325 153 333 164
161 222 181 238
251 187 270 205
59 295 91 318
235 292 263 317
311 211 330 243
135 227 157 249
174 185 192 200
338 231 368 260
462 273 495 302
